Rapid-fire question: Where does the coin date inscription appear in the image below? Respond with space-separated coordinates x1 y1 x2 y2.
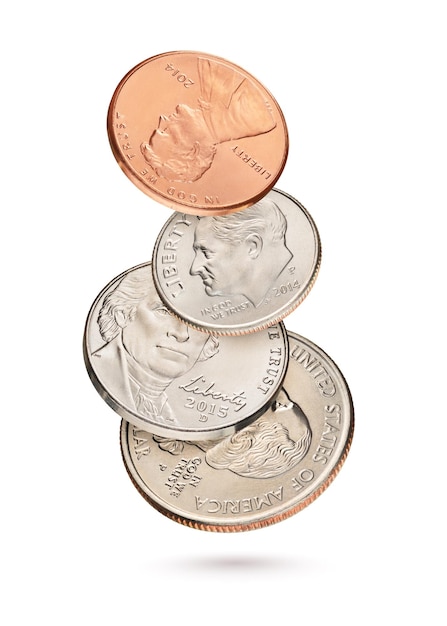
184 396 230 422
164 63 195 88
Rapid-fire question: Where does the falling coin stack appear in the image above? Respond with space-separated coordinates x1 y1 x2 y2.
83 51 354 532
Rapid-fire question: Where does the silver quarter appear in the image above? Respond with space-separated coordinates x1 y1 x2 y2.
84 262 289 440
152 188 321 335
120 330 354 531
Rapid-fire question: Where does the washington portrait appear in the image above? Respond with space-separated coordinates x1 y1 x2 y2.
153 387 312 479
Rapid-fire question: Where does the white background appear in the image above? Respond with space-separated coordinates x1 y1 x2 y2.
2 1 445 624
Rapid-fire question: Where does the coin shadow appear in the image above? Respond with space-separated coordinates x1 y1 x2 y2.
160 553 323 574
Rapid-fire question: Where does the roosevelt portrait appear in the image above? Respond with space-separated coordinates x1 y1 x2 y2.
189 196 293 307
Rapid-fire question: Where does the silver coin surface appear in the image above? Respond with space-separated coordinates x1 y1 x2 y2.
151 188 321 335
84 262 289 440
120 330 354 532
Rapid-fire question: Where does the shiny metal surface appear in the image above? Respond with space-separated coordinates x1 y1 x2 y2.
120 330 354 531
84 262 289 440
107 51 288 215
152 188 321 335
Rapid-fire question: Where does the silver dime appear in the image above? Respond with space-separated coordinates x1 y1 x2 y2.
83 262 289 440
120 330 354 531
151 188 321 335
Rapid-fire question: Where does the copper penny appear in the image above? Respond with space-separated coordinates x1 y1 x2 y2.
107 51 288 216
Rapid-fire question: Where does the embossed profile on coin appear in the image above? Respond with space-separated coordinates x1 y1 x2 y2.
203 389 311 478
84 262 289 439
152 188 321 335
120 331 354 531
107 51 288 215
90 265 219 425
152 388 312 479
140 57 277 184
190 196 292 308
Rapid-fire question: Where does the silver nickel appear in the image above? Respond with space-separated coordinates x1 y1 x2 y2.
152 188 321 335
120 330 354 531
84 262 289 440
